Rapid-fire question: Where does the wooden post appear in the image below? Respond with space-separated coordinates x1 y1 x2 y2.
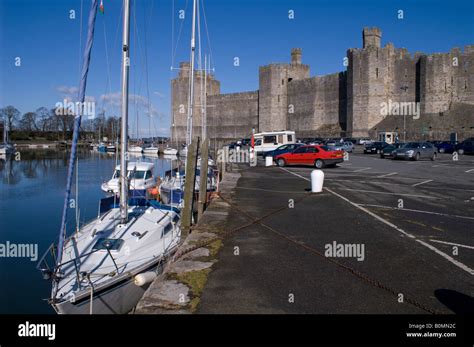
197 138 209 221
181 138 199 233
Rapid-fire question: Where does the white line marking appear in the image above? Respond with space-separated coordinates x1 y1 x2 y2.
279 167 474 276
377 172 397 178
353 167 371 172
465 168 474 173
357 203 474 220
430 240 474 250
334 188 441 199
412 179 433 187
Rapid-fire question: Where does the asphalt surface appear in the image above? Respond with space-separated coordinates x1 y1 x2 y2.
197 148 474 314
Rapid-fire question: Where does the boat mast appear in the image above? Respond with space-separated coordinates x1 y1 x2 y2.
186 0 198 146
203 54 207 140
120 0 131 224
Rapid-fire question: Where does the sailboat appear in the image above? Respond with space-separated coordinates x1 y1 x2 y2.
37 0 181 314
0 120 14 156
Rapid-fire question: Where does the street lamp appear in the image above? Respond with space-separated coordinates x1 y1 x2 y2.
400 85 409 142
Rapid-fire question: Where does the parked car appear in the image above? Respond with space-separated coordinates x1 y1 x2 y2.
325 140 337 146
364 141 389 154
436 141 458 154
456 140 474 155
263 143 304 158
392 142 437 160
274 145 344 169
343 141 355 152
380 143 404 158
358 138 372 145
241 138 251 146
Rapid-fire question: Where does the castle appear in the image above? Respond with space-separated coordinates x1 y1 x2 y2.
171 27 474 143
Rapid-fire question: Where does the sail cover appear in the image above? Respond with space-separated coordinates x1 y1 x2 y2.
57 0 99 266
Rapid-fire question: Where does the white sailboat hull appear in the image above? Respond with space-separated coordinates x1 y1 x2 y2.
53 255 169 314
163 148 178 155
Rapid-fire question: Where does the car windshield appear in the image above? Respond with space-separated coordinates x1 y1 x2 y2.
130 170 146 179
277 145 288 150
403 142 420 148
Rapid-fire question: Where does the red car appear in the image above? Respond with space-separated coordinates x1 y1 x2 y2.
274 145 344 168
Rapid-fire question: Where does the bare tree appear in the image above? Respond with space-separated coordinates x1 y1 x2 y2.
19 112 38 131
0 106 20 131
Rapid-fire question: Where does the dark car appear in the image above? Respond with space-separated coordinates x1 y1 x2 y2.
364 141 389 154
380 143 404 158
456 140 474 155
240 138 251 146
436 141 458 154
263 143 303 158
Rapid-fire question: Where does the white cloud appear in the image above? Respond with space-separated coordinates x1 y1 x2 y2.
100 92 164 118
56 85 96 103
153 91 165 98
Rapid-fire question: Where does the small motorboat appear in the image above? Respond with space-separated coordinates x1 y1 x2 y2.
106 144 116 152
163 147 178 156
143 145 159 156
159 167 217 207
101 161 156 198
128 145 143 154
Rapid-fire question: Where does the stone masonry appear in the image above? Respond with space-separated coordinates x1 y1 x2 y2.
171 27 474 142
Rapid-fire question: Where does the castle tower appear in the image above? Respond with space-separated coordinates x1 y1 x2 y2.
171 62 220 143
363 27 381 49
291 48 302 65
258 49 310 132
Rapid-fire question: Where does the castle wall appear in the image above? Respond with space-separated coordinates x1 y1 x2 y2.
287 72 346 137
420 46 474 115
206 91 259 142
171 30 474 143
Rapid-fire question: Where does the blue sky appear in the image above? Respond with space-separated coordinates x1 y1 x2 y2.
1 0 473 137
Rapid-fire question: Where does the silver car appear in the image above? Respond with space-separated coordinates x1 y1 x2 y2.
392 142 437 161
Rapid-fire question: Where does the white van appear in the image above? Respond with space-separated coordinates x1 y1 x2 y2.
254 131 296 155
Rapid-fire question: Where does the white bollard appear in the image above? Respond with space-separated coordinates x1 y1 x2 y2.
311 170 324 193
265 155 273 167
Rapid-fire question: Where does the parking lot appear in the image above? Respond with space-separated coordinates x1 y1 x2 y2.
199 148 474 314
281 148 474 274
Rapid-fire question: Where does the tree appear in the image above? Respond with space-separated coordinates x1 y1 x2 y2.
0 106 20 131
19 111 38 131
36 107 51 132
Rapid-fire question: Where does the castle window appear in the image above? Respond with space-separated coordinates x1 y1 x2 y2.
278 95 280 102
376 68 379 78
288 78 293 83
465 79 468 89
445 81 447 92
282 79 284 85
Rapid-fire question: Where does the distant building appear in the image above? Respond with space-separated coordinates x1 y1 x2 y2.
171 27 474 143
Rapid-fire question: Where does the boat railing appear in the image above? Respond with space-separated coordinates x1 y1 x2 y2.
37 240 122 284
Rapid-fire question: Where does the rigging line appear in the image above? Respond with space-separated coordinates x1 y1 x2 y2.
200 0 214 69
75 0 83 232
171 0 189 67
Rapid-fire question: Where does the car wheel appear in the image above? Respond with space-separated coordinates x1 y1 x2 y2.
431 152 436 161
414 153 420 161
315 159 325 169
458 149 464 155
380 153 385 159
277 158 286 167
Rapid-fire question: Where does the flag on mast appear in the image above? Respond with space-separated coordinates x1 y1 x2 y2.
99 0 104 14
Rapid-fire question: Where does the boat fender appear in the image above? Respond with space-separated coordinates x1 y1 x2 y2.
134 272 157 286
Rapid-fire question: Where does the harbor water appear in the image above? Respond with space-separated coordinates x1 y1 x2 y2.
0 149 180 313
